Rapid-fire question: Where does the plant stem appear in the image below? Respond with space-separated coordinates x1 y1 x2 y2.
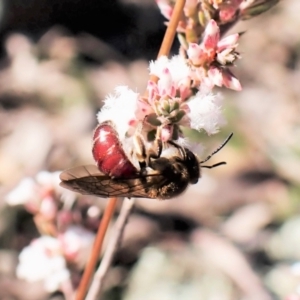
75 1 185 299
158 0 185 58
150 0 186 83
85 198 135 300
75 197 118 300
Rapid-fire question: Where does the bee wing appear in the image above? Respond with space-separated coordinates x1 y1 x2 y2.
59 165 168 199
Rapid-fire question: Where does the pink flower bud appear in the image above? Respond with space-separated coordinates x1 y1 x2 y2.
217 33 239 52
57 210 73 230
187 43 204 65
208 66 224 87
219 8 238 22
158 68 174 96
59 226 95 267
203 20 220 50
39 196 57 220
160 125 173 142
179 80 192 101
147 80 159 102
222 70 242 91
136 98 154 121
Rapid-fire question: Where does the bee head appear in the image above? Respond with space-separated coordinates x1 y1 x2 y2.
183 148 200 184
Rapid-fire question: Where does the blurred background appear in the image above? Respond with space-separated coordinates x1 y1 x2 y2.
0 0 300 299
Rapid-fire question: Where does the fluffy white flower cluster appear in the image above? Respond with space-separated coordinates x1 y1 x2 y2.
16 226 95 292
17 236 70 292
5 171 74 208
188 89 226 134
97 86 139 140
59 225 95 269
97 55 226 147
6 170 97 293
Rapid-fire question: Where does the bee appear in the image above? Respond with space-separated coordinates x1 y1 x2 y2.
60 122 232 200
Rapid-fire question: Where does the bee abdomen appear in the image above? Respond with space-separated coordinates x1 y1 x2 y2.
92 122 138 178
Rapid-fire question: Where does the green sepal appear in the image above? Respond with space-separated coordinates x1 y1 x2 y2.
171 101 180 111
162 102 171 113
177 33 188 50
146 113 162 126
169 110 186 123
147 129 156 142
186 27 199 44
171 124 180 140
198 11 206 28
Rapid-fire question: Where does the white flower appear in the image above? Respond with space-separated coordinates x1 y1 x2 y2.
148 56 192 103
291 262 300 276
149 56 169 76
16 236 70 292
59 225 95 268
97 86 139 139
36 171 74 202
36 171 61 189
168 55 190 84
44 268 70 293
5 177 37 206
39 196 57 220
149 55 190 86
6 171 75 212
187 90 226 135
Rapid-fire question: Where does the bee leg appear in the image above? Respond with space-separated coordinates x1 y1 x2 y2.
133 124 164 168
132 133 147 172
145 125 167 169
147 137 162 160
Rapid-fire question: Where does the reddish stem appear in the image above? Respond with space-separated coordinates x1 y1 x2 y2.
150 0 186 83
75 197 118 300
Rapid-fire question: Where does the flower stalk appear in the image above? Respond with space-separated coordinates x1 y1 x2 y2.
86 198 135 300
75 197 118 300
75 1 187 299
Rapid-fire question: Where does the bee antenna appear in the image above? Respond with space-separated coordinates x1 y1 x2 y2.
200 133 233 164
201 161 226 169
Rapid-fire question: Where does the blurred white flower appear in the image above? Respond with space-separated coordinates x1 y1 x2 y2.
59 225 95 268
36 171 61 189
16 236 70 292
6 170 75 214
36 170 74 202
39 196 58 220
291 262 300 276
187 90 226 134
5 177 37 206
